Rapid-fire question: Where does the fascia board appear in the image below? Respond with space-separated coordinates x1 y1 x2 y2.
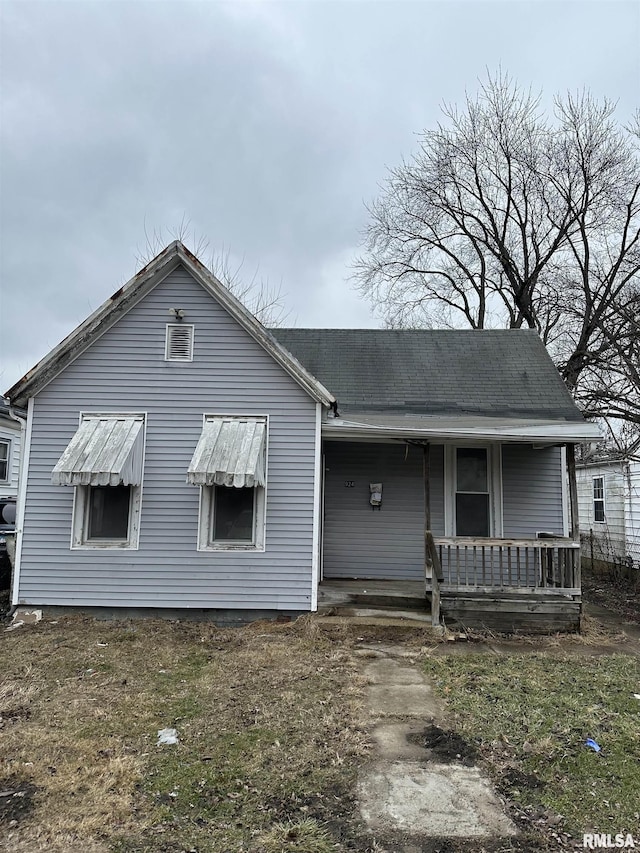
322 419 603 444
6 242 335 408
5 246 183 407
175 246 335 406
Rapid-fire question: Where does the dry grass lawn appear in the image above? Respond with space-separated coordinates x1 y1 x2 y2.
0 616 370 853
423 652 640 842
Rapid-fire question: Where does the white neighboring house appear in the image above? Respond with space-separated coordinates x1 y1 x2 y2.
1 398 22 572
0 399 21 499
576 457 640 572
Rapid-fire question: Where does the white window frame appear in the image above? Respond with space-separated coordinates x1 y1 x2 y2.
165 323 194 362
0 438 10 484
72 483 142 549
70 412 146 550
593 475 606 524
196 413 268 552
444 444 503 537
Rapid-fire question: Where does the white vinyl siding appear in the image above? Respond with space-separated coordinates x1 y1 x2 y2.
593 476 605 522
0 438 10 483
577 461 640 569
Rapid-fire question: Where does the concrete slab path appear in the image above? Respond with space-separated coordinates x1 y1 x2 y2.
355 645 516 850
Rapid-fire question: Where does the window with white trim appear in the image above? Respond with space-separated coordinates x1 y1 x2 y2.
51 412 146 550
199 483 266 550
445 445 502 537
72 483 142 548
593 476 605 523
190 415 268 552
455 447 491 536
165 323 194 361
0 439 10 482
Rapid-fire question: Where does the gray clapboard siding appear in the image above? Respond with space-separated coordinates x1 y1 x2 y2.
322 441 445 580
18 266 318 610
501 445 564 537
325 442 566 585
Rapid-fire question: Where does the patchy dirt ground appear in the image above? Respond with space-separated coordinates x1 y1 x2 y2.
407 725 479 767
2 607 639 853
581 566 640 624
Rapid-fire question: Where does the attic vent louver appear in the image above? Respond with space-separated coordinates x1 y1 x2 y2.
165 323 194 361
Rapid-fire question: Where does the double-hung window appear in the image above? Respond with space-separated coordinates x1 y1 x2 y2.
593 476 605 523
51 414 145 549
455 447 491 536
445 445 501 537
0 439 10 483
188 416 267 551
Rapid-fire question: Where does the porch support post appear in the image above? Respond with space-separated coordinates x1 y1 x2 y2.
566 443 580 540
566 443 581 590
423 442 441 626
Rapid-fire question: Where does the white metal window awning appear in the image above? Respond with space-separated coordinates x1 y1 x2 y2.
188 417 266 488
52 415 145 486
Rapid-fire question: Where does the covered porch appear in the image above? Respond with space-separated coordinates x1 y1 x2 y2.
319 427 585 632
318 535 581 632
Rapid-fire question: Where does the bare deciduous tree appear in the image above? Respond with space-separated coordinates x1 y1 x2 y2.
355 73 640 442
136 217 290 327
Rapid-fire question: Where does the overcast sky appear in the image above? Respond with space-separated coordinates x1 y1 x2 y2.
1 0 638 391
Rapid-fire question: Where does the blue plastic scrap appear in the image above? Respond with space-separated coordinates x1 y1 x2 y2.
585 738 601 752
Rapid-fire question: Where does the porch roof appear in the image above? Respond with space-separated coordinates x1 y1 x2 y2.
322 413 602 443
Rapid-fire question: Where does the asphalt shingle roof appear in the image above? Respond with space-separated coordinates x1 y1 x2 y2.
270 329 583 422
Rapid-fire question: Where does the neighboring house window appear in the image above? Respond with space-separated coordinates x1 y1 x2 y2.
0 439 9 482
593 476 605 522
455 447 491 536
188 415 267 551
51 413 145 550
165 323 194 361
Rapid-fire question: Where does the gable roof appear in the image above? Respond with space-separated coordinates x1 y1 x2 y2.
5 243 335 409
272 328 583 421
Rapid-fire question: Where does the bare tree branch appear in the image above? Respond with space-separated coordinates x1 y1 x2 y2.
354 72 640 435
135 221 291 327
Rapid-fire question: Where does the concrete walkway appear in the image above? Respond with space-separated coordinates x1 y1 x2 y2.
355 645 516 851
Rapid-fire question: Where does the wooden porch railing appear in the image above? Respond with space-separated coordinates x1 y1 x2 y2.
433 537 581 593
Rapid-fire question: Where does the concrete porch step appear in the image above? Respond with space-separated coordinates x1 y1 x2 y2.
316 613 439 630
318 580 427 612
320 606 432 623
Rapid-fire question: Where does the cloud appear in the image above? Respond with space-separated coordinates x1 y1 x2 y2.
1 0 638 390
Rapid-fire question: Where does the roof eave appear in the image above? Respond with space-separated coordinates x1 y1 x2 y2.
322 419 603 444
174 244 335 407
5 244 184 408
